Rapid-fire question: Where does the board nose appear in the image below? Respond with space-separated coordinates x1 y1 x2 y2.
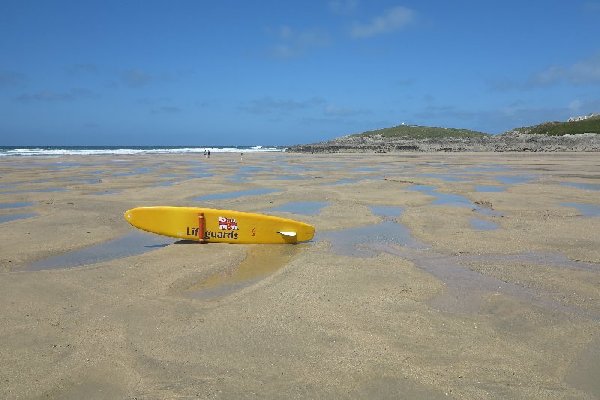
124 209 134 222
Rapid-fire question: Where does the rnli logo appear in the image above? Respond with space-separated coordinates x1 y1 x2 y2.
218 216 238 230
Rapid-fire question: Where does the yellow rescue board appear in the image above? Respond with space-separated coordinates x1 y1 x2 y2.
124 206 315 244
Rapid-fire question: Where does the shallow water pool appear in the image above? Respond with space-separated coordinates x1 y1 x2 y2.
27 231 170 270
269 201 329 216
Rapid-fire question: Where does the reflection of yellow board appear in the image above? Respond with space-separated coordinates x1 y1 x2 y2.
124 206 315 244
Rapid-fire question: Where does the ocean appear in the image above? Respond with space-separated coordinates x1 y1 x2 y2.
0 145 284 157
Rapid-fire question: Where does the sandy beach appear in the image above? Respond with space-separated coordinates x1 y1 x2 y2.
0 151 598 399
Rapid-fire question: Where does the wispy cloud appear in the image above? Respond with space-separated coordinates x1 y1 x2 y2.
491 53 600 90
351 6 416 38
566 54 600 84
137 97 182 114
329 0 358 15
582 1 600 12
268 26 331 59
66 63 100 76
0 70 26 88
531 54 600 86
15 88 97 102
151 106 182 114
121 69 155 88
395 78 415 87
563 97 600 117
240 96 325 114
323 104 370 117
82 122 100 129
413 104 476 123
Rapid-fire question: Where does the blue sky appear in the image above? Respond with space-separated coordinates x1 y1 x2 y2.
1 0 599 146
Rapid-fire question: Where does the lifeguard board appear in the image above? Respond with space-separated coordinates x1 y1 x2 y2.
124 206 315 244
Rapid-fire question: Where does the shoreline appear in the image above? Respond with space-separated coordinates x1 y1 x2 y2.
1 152 598 398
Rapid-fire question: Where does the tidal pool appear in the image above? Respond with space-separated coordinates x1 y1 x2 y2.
470 217 500 230
269 201 329 216
228 166 267 183
494 175 534 185
408 185 472 207
270 174 306 181
409 184 504 218
474 185 506 192
354 166 381 173
561 182 600 191
279 163 313 174
319 206 427 258
419 173 466 182
370 205 403 218
155 180 178 187
86 190 121 196
0 213 37 224
474 205 503 218
68 177 103 185
326 178 362 186
113 166 155 177
0 201 34 209
27 231 170 271
2 187 67 194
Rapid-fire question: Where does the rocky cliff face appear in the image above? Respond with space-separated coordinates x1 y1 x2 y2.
287 133 600 153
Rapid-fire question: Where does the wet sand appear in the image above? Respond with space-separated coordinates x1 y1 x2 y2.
0 152 599 399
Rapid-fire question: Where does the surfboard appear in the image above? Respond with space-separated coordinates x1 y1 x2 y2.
124 206 315 244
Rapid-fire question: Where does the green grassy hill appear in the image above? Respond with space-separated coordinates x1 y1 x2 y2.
350 124 489 139
512 115 600 136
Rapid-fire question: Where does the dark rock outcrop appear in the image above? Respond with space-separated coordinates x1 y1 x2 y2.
287 133 600 153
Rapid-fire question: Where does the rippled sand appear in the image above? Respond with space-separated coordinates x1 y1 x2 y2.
0 152 598 399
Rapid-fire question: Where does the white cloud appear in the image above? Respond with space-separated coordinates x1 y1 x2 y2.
351 6 415 38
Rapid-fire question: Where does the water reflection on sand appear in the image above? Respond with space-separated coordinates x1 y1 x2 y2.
185 244 301 300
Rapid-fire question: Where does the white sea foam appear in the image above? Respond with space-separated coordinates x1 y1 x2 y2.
0 146 284 156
